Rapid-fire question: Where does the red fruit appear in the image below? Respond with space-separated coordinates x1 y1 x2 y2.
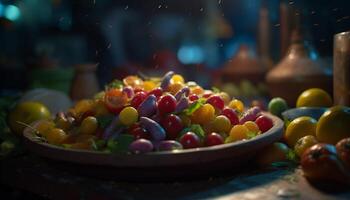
157 94 177 114
255 115 273 133
130 91 147 109
336 138 350 170
222 107 239 125
206 95 224 110
104 89 128 114
128 123 150 139
161 114 183 139
202 91 213 98
189 94 199 101
148 87 163 99
205 132 224 146
180 132 200 149
133 88 144 94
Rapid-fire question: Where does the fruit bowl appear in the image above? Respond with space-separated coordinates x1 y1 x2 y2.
23 112 283 180
282 107 328 122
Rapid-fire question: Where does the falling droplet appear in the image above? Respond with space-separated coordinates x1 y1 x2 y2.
200 8 204 12
124 5 129 10
218 0 222 5
158 5 162 9
107 43 112 49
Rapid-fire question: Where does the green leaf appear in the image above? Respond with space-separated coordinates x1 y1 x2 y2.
106 79 123 90
247 131 257 139
107 134 134 153
189 124 205 139
183 98 206 116
97 115 114 129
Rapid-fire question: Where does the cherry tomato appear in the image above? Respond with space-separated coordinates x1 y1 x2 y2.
157 94 177 114
128 123 150 139
211 115 231 133
206 95 225 110
221 107 239 125
301 143 350 183
228 99 244 113
104 89 128 113
130 91 147 109
205 132 224 146
161 114 183 139
255 115 273 133
189 94 199 102
180 132 200 149
336 138 350 170
191 103 215 125
229 125 249 142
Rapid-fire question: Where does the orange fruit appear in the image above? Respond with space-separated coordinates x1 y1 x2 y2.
285 116 317 147
296 88 332 107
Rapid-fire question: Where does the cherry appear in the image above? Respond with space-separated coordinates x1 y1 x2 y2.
179 132 200 149
221 107 239 125
161 114 183 139
189 94 199 101
202 91 213 98
206 95 224 110
128 123 150 139
255 115 273 133
205 132 224 146
130 91 147 109
147 87 163 99
157 94 177 114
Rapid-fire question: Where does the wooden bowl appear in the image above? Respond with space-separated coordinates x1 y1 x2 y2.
23 113 284 181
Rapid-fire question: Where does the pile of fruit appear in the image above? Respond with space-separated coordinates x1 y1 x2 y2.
23 71 275 153
262 88 350 184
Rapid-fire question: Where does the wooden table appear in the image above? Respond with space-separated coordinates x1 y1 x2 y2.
1 154 350 200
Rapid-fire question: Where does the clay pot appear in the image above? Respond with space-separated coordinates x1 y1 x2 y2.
266 40 332 106
70 64 100 101
221 45 268 84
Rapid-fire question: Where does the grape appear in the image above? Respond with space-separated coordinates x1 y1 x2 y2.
222 107 239 125
80 116 98 135
122 86 134 98
119 107 139 126
129 139 153 154
130 91 147 109
161 114 184 139
174 97 189 113
157 140 183 151
137 95 157 117
211 115 231 133
147 87 163 99
157 94 177 114
206 95 225 110
128 123 150 139
140 117 166 141
255 115 273 133
189 94 199 101
205 132 224 146
229 99 244 113
239 106 262 124
175 86 190 101
179 132 200 149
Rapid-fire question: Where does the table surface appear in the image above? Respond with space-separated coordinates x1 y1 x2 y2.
1 154 350 200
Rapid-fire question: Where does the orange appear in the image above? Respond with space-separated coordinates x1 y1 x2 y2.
285 116 317 147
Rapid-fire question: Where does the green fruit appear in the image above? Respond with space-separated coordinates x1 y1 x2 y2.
268 97 288 117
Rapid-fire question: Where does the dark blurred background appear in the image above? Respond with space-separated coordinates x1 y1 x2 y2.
0 0 349 94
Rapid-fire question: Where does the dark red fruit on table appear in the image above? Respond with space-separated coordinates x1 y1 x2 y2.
148 87 163 99
336 137 350 170
128 123 150 139
130 91 147 109
205 132 224 146
206 95 225 110
161 114 184 139
301 143 350 183
222 107 239 125
157 94 177 114
255 115 273 133
180 132 200 149
189 94 199 101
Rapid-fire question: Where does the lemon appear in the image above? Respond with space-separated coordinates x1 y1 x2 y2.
8 101 51 135
296 88 332 107
285 116 317 147
316 106 350 144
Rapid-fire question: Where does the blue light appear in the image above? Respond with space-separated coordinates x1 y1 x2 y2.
0 3 4 17
177 45 204 64
4 5 20 21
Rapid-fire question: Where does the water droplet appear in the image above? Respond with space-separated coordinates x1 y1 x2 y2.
310 11 316 15
158 5 162 9
313 23 319 26
124 5 129 10
289 1 294 5
274 23 280 27
219 43 224 47
277 188 300 198
218 0 222 5
107 43 112 49
200 8 204 12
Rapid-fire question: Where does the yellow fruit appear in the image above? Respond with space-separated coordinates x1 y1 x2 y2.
143 81 156 91
46 128 67 144
243 121 260 133
8 102 51 135
191 104 215 125
80 116 98 135
294 135 318 157
171 74 185 84
228 99 244 113
35 120 55 137
218 92 230 104
229 125 249 142
296 88 332 107
285 116 317 147
316 106 350 144
211 115 231 133
190 86 204 95
168 82 184 95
